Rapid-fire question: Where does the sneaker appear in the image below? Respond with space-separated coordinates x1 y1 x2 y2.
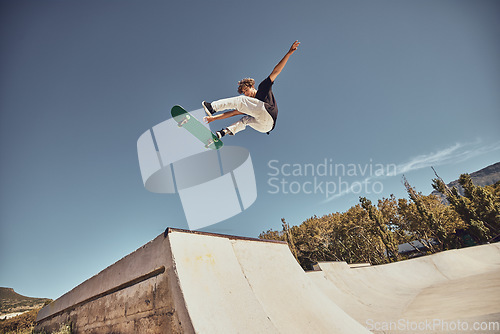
202 101 216 116
216 128 233 139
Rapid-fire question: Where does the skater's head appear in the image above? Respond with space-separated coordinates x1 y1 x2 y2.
238 78 257 97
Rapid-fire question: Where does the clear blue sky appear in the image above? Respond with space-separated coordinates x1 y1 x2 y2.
1 0 499 300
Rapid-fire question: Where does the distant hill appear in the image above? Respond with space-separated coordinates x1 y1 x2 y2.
431 162 500 200
0 287 51 317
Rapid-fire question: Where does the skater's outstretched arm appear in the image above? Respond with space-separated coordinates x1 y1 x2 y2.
269 40 300 82
204 109 244 124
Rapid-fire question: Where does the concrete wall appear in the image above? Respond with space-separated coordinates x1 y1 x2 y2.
35 230 194 333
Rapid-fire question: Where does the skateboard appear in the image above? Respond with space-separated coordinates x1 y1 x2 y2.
171 105 223 150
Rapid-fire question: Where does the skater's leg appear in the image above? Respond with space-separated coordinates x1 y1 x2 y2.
211 96 269 120
226 116 252 135
209 95 274 136
226 115 273 135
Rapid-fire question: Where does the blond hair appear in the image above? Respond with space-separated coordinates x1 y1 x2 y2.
237 78 255 94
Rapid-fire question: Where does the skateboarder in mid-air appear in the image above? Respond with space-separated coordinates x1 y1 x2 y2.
203 40 300 139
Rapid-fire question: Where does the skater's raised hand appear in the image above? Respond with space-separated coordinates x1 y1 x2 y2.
288 40 300 55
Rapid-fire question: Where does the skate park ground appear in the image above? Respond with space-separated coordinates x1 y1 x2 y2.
36 228 500 333
307 243 500 333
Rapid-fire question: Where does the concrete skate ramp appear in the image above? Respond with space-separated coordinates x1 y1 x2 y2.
36 228 500 333
35 228 368 333
307 243 500 333
169 230 368 333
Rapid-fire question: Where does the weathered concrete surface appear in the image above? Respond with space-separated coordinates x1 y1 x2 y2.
36 229 500 333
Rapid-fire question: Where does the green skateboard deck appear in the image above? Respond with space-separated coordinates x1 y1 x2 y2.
171 105 223 150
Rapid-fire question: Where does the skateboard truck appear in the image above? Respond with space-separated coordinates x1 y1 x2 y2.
177 115 190 128
204 138 219 149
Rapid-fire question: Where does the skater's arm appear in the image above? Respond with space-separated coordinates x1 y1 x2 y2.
269 40 300 82
204 109 244 124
